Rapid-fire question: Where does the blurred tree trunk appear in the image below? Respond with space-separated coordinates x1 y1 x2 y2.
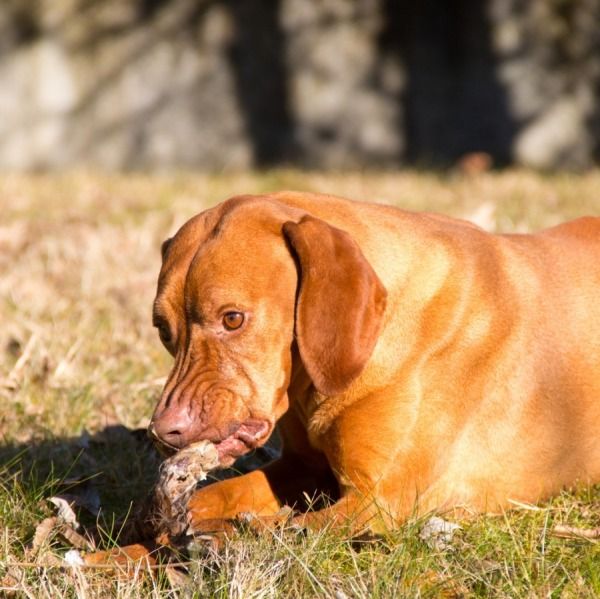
0 0 598 170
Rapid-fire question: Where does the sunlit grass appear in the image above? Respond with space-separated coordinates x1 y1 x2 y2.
1 169 599 596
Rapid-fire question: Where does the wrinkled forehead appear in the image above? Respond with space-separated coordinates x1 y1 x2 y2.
185 212 294 308
154 198 300 317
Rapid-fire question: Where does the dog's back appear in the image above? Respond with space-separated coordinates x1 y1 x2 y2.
267 193 600 514
406 215 600 512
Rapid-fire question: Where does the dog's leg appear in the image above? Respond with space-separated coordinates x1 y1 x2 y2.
82 541 160 569
233 492 392 538
288 489 399 535
187 469 282 524
187 454 337 529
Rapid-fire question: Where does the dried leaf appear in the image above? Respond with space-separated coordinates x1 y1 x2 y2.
31 517 60 554
31 512 95 557
60 524 95 551
48 496 80 529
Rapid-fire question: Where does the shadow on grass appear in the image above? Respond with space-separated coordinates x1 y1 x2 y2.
0 424 280 544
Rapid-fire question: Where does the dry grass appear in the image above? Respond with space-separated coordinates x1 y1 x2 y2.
1 169 599 597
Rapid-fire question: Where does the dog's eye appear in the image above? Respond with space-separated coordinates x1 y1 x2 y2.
223 311 244 331
157 323 172 344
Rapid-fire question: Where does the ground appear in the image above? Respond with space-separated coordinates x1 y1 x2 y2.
1 170 599 597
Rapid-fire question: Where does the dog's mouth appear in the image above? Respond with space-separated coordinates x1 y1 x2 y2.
212 419 271 466
150 419 271 466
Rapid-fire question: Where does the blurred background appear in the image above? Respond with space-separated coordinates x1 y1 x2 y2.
1 0 599 172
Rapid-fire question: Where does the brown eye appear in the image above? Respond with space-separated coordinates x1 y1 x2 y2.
223 311 244 331
157 323 172 345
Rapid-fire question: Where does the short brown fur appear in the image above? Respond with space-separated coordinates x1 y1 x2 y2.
147 191 600 536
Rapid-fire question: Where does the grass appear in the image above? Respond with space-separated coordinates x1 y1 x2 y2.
0 169 599 597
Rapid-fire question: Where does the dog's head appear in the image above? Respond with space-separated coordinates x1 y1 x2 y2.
149 196 386 465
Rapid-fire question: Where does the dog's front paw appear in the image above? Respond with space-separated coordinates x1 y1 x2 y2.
183 516 238 553
234 506 304 536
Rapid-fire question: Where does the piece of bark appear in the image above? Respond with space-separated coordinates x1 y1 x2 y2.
143 440 220 539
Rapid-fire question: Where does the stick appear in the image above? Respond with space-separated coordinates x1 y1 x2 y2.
552 524 600 540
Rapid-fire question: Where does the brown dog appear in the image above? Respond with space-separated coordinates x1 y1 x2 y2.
148 191 600 535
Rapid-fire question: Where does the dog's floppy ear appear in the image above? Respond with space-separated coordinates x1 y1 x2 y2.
283 215 387 396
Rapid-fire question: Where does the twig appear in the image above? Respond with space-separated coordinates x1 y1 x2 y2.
552 524 600 540
507 499 543 511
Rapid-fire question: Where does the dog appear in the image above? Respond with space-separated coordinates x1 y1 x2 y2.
143 191 600 537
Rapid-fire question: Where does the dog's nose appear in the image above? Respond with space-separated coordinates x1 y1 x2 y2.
149 407 194 450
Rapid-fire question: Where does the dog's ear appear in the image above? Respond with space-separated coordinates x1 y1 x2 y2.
283 215 387 396
160 237 173 261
